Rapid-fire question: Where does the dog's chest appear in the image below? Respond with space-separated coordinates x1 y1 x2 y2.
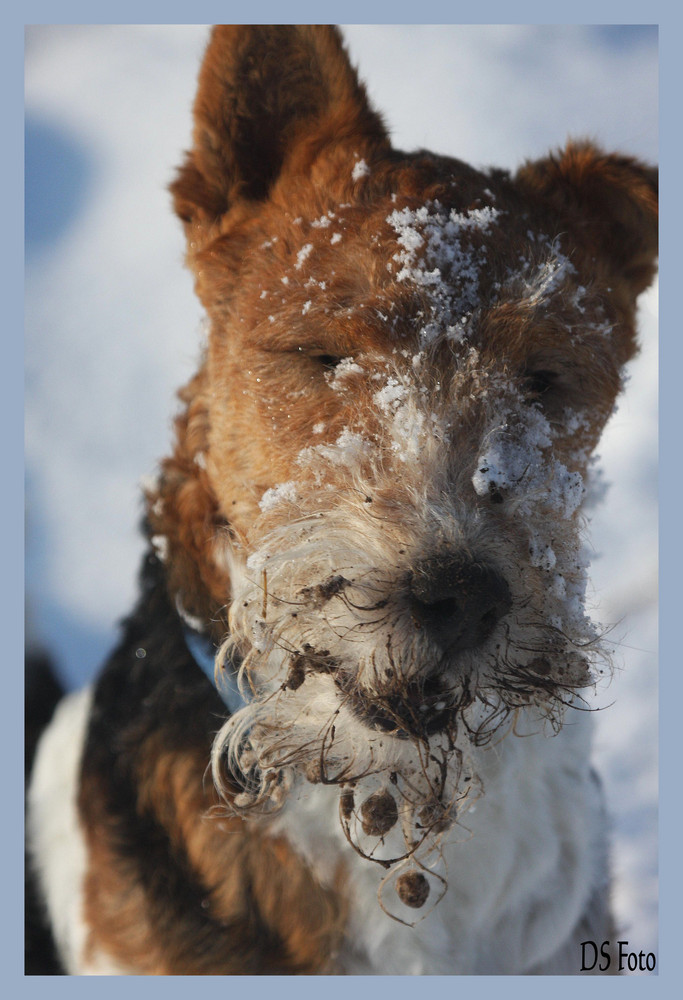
269 713 602 975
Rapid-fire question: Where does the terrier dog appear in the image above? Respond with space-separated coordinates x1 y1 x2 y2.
27 25 657 975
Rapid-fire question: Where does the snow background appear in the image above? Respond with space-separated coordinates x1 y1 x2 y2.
24 24 658 969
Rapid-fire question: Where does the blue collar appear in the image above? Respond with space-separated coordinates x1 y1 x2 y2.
183 626 247 715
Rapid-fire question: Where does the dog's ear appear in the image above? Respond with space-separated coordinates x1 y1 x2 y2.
171 25 389 230
515 142 658 307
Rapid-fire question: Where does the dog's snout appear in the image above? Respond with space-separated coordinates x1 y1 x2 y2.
409 555 511 652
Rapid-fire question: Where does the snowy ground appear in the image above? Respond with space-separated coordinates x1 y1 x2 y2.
25 24 658 970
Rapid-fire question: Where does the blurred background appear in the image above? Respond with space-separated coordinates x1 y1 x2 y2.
25 24 658 968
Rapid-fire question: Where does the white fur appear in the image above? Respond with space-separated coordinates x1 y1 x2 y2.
27 688 130 975
269 707 606 974
28 689 92 973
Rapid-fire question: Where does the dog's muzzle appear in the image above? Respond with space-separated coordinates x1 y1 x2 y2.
340 553 511 738
408 554 512 653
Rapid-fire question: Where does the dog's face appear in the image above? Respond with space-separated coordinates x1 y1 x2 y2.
149 26 657 907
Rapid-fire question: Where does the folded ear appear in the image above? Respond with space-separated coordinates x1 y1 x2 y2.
171 25 388 229
515 141 658 305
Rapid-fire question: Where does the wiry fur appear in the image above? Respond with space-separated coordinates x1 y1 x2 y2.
27 25 657 975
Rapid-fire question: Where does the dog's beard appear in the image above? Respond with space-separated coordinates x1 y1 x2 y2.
209 355 606 919
209 486 601 917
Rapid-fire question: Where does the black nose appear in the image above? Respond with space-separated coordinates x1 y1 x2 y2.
409 554 511 652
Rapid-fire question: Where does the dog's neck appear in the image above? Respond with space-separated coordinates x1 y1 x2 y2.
180 619 247 715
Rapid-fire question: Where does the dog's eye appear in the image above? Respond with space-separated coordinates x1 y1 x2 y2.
306 350 345 371
522 369 559 402
316 355 344 370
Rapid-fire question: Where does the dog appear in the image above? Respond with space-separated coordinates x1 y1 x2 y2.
26 25 658 975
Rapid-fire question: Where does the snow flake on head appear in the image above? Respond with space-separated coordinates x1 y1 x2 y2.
296 427 373 481
295 243 314 270
259 480 299 513
327 357 364 390
373 376 409 414
311 212 334 229
352 157 371 181
469 391 593 639
521 250 576 306
472 401 585 521
371 370 446 463
386 202 500 346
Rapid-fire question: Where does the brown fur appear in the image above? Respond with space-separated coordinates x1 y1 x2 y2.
80 743 345 974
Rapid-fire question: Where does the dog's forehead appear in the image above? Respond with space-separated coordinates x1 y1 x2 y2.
264 155 522 276
231 156 593 361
